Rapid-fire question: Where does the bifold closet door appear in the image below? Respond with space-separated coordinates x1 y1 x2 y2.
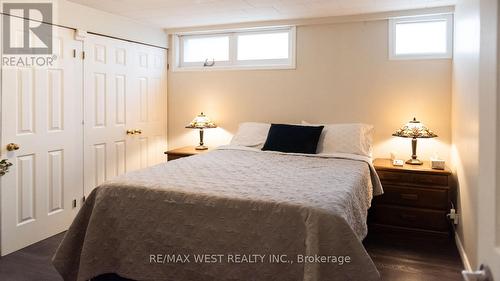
83 35 167 196
1 26 84 255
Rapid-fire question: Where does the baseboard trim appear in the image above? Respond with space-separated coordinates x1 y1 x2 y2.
455 231 472 271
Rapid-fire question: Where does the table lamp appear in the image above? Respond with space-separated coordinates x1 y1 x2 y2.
392 117 437 165
185 112 217 150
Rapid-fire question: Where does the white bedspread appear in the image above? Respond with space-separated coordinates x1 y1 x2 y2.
53 146 382 281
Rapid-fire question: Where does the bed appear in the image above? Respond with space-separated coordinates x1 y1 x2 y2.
53 145 383 281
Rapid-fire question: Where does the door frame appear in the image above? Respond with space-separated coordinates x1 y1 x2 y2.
477 0 500 278
0 13 4 255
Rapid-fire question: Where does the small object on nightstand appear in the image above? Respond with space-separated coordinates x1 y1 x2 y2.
185 112 217 150
431 158 446 170
392 159 404 166
164 146 211 161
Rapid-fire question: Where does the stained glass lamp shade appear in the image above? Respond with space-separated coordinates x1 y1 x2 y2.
392 117 437 165
185 112 217 150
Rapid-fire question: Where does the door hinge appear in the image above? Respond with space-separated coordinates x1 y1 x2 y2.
73 49 76 58
72 199 77 208
167 63 170 70
82 51 86 60
82 196 86 203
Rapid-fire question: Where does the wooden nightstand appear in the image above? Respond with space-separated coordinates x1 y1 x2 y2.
164 146 211 161
369 158 454 237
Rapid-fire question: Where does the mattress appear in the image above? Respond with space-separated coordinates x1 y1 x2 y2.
53 146 383 281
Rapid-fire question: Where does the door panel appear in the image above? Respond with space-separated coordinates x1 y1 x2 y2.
1 25 84 255
133 45 168 169
17 154 35 224
48 150 64 214
83 35 167 196
84 36 130 195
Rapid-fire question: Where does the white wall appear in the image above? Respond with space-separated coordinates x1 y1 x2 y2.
167 17 452 162
54 0 167 47
451 0 480 269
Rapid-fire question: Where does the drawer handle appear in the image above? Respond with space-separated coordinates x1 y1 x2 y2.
400 214 417 220
400 193 419 201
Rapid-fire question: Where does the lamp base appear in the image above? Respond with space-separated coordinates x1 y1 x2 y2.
406 158 423 165
195 145 208 150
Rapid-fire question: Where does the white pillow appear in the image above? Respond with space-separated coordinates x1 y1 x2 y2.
302 121 374 157
230 122 271 148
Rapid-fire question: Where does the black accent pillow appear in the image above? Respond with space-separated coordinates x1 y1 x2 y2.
262 124 324 154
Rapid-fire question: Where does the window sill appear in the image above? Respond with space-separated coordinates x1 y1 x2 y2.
171 64 296 72
388 53 453 60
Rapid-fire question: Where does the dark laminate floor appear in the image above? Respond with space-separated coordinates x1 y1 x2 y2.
363 232 464 281
0 231 464 281
0 232 65 281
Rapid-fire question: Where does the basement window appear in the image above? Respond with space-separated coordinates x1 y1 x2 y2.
173 26 296 71
389 14 453 60
183 35 230 64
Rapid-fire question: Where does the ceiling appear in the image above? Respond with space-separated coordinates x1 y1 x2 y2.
68 0 456 29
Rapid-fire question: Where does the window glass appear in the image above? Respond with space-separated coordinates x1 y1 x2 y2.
237 32 289 61
389 15 452 60
395 20 448 55
183 36 229 63
175 26 296 70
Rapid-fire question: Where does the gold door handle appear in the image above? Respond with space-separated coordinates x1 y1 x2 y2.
6 143 20 151
126 129 143 135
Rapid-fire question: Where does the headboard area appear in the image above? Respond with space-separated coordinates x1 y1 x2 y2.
167 20 451 162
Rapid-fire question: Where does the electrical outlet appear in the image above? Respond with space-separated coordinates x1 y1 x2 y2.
447 208 459 225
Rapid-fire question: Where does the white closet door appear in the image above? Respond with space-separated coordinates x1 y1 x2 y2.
128 43 167 171
83 35 166 196
1 26 84 255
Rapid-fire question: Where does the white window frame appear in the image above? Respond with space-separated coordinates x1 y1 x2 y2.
172 26 296 71
179 33 233 68
388 14 453 60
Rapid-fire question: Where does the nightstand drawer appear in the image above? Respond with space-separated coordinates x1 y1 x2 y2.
374 185 449 209
371 205 449 231
378 170 449 186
